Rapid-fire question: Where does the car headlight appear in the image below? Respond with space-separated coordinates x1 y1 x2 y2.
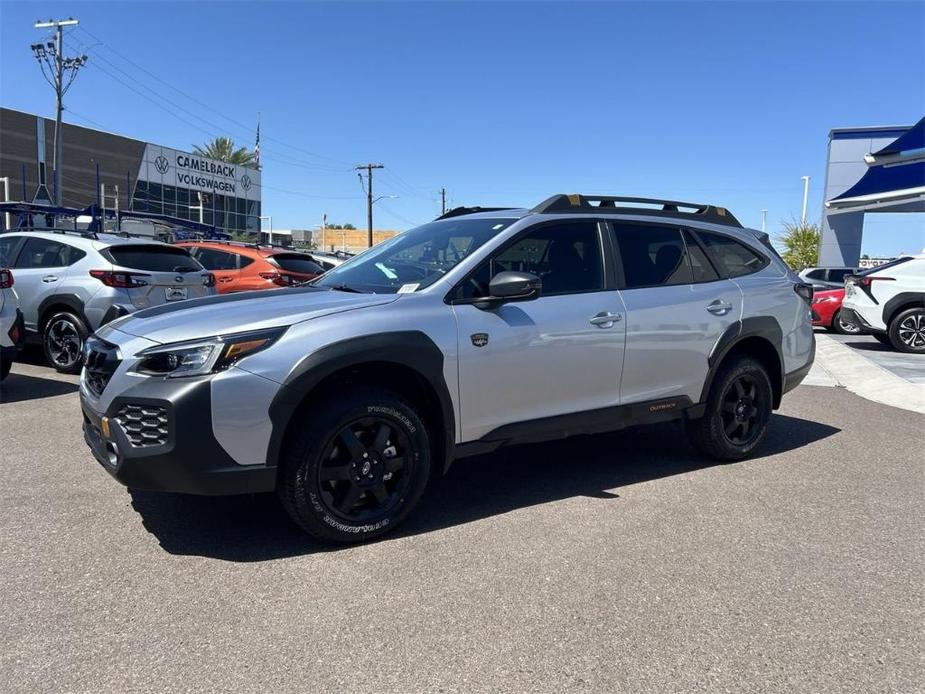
133 327 286 378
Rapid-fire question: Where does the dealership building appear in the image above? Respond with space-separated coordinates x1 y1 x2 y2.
0 106 261 235
819 116 924 265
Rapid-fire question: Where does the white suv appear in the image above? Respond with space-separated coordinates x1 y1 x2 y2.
842 255 925 353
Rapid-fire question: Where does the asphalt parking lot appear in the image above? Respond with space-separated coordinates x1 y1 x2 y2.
1 358 923 693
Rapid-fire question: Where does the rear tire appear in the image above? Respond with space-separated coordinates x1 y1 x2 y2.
42 311 88 374
832 310 862 335
278 387 431 543
687 357 773 461
888 307 925 353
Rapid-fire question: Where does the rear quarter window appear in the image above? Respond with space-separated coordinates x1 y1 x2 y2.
696 231 769 278
104 245 203 272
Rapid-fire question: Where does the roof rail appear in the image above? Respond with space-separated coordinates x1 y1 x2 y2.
17 227 99 240
436 206 518 220
531 194 743 228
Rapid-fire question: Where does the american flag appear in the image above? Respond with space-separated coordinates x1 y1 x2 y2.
254 115 261 168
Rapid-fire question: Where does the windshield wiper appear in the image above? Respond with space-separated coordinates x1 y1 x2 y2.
328 283 364 293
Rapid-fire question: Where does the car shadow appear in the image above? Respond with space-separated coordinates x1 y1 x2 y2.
0 371 79 403
128 413 840 562
842 340 892 353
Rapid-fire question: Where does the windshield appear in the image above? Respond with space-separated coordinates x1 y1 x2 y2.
313 217 517 293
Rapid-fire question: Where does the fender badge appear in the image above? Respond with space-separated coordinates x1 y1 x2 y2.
471 333 489 348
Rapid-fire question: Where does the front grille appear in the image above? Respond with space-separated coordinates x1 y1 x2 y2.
84 338 121 397
115 404 169 447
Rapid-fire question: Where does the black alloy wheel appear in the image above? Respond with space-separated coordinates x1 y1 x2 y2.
42 312 88 374
687 356 773 461
317 417 413 523
719 373 766 447
279 387 431 543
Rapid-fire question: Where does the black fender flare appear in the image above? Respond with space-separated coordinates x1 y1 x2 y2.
882 292 925 327
698 316 784 409
266 331 456 473
37 293 88 331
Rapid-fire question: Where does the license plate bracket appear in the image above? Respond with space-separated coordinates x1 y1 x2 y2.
165 287 188 301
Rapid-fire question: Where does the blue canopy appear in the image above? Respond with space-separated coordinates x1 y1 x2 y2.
828 116 925 210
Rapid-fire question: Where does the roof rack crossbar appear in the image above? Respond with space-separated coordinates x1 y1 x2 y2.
531 194 743 228
436 206 518 220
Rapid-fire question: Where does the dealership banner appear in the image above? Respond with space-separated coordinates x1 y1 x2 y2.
137 144 261 199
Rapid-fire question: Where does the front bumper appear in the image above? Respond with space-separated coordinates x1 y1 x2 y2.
80 375 276 496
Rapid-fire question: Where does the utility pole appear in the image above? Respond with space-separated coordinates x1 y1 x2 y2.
321 212 327 251
761 209 767 233
800 176 811 225
440 187 447 215
32 18 86 206
356 163 383 247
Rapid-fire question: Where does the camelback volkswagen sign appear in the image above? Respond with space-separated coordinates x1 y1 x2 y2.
138 144 260 198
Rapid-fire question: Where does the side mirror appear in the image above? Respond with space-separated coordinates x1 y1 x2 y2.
484 271 542 303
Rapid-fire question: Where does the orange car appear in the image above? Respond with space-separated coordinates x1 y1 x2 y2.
176 241 326 293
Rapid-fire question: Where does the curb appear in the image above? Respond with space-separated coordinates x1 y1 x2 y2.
810 333 925 414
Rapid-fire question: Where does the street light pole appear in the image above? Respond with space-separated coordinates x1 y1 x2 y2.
800 176 811 225
32 18 85 206
761 209 767 233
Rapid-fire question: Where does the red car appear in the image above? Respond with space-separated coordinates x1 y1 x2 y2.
176 241 325 294
811 288 861 334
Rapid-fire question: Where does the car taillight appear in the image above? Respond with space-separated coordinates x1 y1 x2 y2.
259 271 295 287
793 282 814 303
89 270 150 288
8 320 21 344
202 273 216 287
0 269 12 289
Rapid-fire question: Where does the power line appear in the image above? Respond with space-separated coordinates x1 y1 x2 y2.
74 25 354 169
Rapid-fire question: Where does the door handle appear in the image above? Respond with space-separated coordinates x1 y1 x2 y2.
706 300 733 316
589 311 622 328
42 275 59 283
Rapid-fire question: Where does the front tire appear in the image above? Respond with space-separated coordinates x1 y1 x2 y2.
888 307 925 353
0 356 11 381
42 312 88 374
687 357 773 461
278 387 431 543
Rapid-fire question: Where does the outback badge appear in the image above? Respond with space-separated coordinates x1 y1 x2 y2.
470 332 489 348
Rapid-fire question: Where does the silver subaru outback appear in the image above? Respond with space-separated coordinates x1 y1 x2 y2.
79 194 815 543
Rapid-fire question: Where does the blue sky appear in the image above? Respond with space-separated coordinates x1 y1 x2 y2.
1 1 923 255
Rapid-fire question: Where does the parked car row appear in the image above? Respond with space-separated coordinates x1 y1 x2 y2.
0 231 340 373
807 257 925 352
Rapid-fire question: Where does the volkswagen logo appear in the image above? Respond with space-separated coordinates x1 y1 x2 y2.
240 173 252 191
154 155 169 175
174 276 184 283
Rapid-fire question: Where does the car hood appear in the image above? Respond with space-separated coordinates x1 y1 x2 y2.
108 286 398 344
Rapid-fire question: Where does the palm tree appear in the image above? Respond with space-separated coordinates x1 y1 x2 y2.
193 137 256 167
778 220 821 270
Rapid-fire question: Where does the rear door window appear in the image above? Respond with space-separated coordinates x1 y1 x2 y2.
696 231 768 278
612 224 692 288
269 253 325 275
104 245 203 272
15 237 86 268
195 248 240 271
826 268 853 284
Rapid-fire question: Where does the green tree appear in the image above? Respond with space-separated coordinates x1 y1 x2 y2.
192 137 256 166
778 220 820 270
